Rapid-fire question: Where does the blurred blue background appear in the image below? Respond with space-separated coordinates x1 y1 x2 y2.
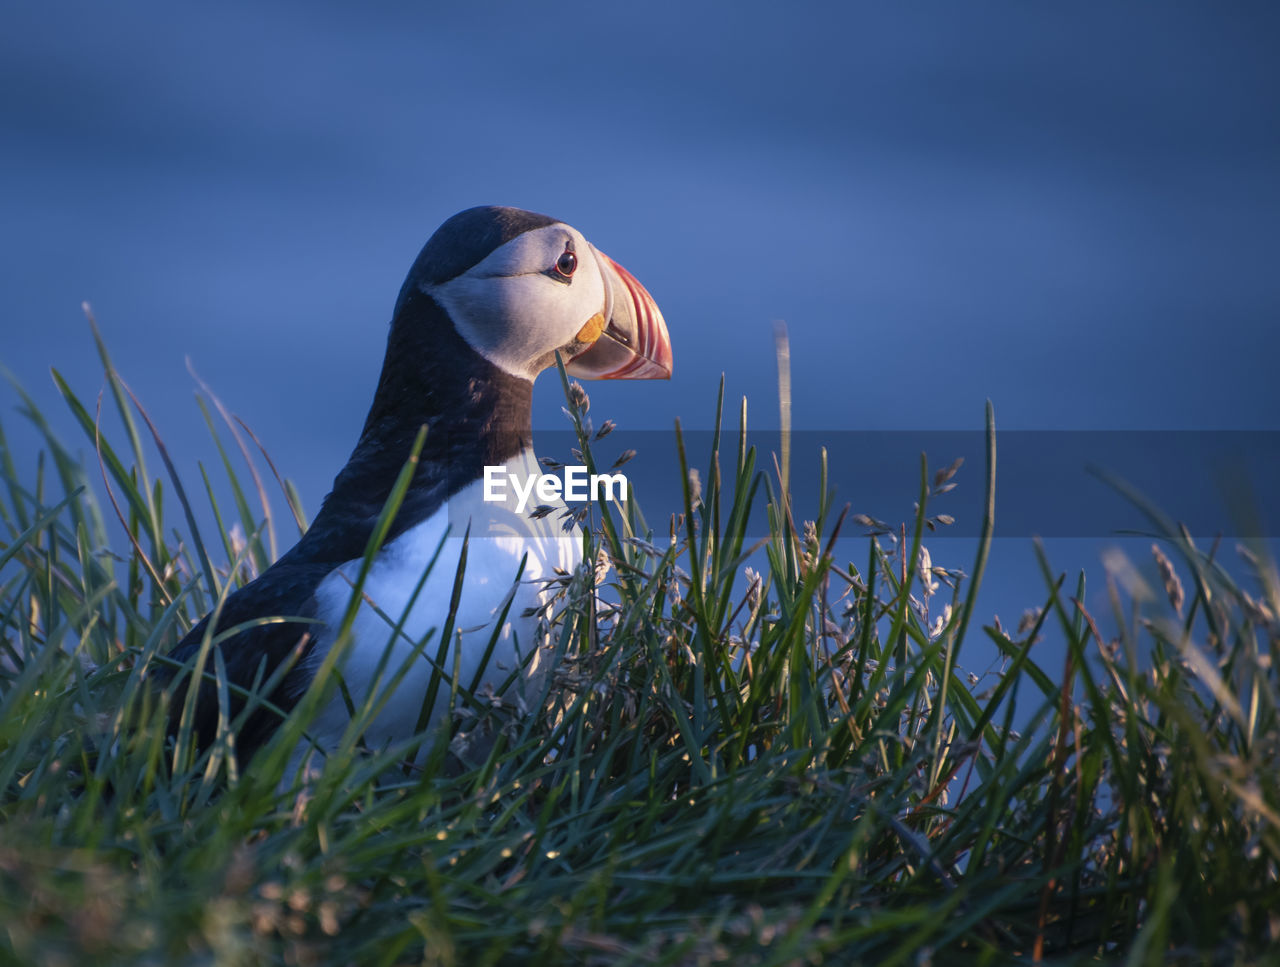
3 3 1278 659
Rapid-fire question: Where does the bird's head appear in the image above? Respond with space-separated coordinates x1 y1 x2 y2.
396 206 672 383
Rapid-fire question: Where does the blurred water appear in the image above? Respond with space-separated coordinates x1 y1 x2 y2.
2 2 1278 675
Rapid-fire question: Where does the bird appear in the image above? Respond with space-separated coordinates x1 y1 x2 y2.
164 205 672 772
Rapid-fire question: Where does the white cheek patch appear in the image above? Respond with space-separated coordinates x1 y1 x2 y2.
429 247 607 382
431 274 564 380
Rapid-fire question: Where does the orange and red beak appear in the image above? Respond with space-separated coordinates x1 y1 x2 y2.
566 247 672 380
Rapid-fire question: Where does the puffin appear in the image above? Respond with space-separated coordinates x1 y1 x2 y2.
165 206 672 770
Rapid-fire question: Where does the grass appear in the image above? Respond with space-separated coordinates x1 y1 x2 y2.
1 325 1278 965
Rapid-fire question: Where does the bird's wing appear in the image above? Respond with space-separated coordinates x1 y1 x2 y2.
162 559 335 756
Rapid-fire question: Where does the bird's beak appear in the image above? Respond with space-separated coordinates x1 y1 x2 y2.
566 246 673 380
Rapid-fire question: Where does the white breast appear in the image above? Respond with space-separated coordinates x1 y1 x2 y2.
302 448 581 765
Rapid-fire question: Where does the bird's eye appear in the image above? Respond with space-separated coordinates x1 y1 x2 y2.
554 249 577 279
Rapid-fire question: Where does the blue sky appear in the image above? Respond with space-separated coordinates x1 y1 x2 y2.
2 3 1278 655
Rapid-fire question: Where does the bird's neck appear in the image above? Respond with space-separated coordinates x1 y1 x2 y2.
301 291 534 561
